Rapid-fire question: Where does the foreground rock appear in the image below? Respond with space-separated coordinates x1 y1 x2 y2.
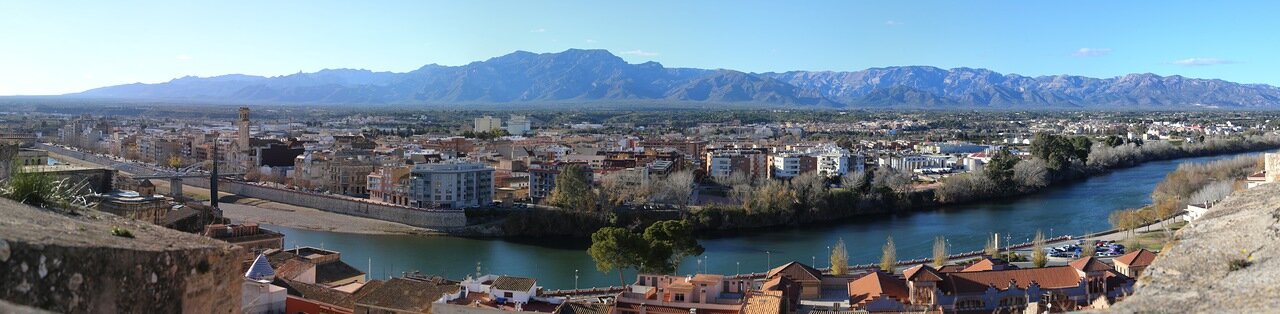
1107 183 1280 312
0 198 244 313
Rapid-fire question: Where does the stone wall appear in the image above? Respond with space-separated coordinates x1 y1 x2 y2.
1104 183 1280 312
0 198 245 313
1266 152 1279 183
185 178 466 229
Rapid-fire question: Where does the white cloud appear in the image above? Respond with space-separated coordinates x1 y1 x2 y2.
1172 57 1233 66
1072 48 1112 57
620 49 659 57
585 39 597 44
175 54 192 61
530 28 547 33
884 20 903 26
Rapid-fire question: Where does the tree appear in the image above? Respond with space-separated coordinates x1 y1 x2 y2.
1032 230 1047 268
791 172 828 210
1012 158 1049 191
641 220 704 274
831 238 849 275
649 171 694 206
167 155 184 170
985 148 1019 189
840 171 867 191
548 164 597 211
871 166 912 197
984 234 999 257
932 236 948 268
1081 242 1097 258
588 227 646 286
880 236 896 272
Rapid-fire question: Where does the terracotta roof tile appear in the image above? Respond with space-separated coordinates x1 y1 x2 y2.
903 264 943 282
355 278 458 313
555 302 614 314
741 291 783 314
1113 249 1157 268
492 276 537 291
1068 256 1113 272
944 266 1083 294
766 262 822 282
847 271 909 307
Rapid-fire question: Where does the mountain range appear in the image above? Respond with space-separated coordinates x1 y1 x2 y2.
72 49 1280 109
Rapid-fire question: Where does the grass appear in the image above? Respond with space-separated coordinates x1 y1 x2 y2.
1 165 90 211
1124 220 1188 252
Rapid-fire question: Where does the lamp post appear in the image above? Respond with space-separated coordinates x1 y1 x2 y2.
766 251 772 271
736 261 740 275
574 269 579 290
826 246 831 268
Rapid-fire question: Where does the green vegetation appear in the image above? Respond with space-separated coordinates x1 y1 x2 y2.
548 164 598 211
1031 230 1047 268
831 238 849 275
110 226 134 238
932 236 948 268
879 236 896 272
588 220 703 284
0 161 88 211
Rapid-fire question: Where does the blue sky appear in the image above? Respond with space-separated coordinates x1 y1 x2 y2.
2 1 1278 95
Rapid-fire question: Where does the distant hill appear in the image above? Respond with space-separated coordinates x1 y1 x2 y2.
72 49 1280 108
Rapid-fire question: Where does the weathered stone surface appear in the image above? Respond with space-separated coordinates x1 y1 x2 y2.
1106 183 1280 313
0 198 244 313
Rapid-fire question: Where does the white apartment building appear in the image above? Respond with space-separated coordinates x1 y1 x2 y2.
474 116 502 133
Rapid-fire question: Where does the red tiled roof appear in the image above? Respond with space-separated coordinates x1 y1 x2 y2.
945 266 1084 294
766 262 822 282
1113 249 1157 268
741 291 784 314
847 271 909 307
937 265 966 273
903 264 943 282
1068 256 1113 272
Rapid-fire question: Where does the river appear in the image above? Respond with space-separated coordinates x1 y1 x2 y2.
259 151 1266 290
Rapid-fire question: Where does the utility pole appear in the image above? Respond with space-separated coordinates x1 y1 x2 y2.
210 143 219 209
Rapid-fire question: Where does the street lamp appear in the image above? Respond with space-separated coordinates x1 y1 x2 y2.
574 269 579 290
736 261 741 275
826 246 831 268
766 251 772 271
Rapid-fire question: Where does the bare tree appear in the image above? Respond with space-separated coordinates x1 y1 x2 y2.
1013 158 1050 190
791 172 828 209
831 238 849 275
880 236 897 272
840 171 867 191
1188 180 1236 207
648 171 695 206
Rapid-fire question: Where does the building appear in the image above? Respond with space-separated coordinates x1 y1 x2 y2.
409 161 495 209
353 277 460 314
267 247 368 288
15 148 49 166
841 257 1135 313
1112 249 1157 278
1266 153 1280 183
616 273 755 314
475 116 502 133
528 162 591 201
768 152 813 179
704 148 769 181
204 223 285 257
88 181 171 225
507 115 532 136
243 253 289 314
368 165 413 206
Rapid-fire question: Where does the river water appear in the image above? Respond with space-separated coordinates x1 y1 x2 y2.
261 151 1265 289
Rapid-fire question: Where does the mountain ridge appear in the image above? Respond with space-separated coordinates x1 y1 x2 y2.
72 49 1280 108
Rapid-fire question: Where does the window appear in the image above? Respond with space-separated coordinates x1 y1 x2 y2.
956 299 984 310
999 296 1027 307
504 292 514 298
674 294 685 302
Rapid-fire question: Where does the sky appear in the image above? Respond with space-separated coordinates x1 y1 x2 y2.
2 1 1279 95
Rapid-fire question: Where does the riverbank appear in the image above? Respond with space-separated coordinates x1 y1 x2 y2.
47 150 441 236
